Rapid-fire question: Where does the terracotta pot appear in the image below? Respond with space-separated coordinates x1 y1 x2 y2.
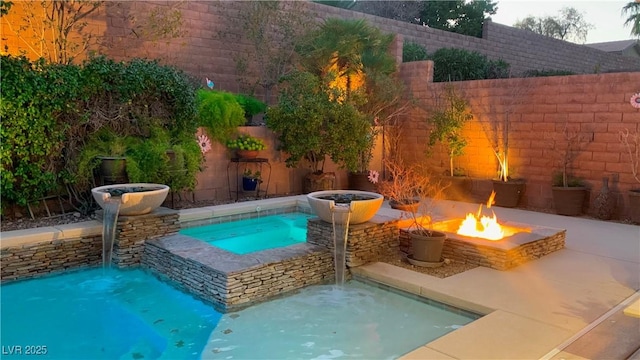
389 199 419 213
409 230 446 263
236 150 259 159
492 179 525 208
552 186 588 216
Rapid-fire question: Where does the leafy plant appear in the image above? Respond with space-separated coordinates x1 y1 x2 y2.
226 134 266 151
234 94 267 118
295 18 404 173
0 55 82 207
196 89 246 143
1 54 201 213
402 41 428 62
266 71 370 173
427 85 473 177
376 158 444 236
431 48 510 82
523 69 576 77
242 169 262 181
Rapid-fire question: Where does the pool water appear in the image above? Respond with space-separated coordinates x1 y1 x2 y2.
1 268 222 360
179 212 314 254
205 281 479 359
1 268 478 359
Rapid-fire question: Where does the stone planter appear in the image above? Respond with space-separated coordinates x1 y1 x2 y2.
306 190 383 224
92 183 170 216
552 186 588 216
303 172 336 193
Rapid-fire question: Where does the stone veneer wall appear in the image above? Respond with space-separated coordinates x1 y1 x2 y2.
142 241 334 312
1 208 180 282
112 208 180 267
1 236 102 282
400 229 566 270
306 219 399 267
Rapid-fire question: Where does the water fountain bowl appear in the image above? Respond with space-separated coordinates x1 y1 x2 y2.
92 183 170 216
306 190 384 224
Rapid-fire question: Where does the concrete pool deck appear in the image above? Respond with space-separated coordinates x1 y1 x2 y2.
359 199 640 360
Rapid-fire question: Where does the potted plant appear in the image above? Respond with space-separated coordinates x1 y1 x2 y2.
234 94 267 126
427 85 473 201
266 71 371 193
76 128 132 187
226 134 267 159
241 169 262 191
375 158 447 266
619 128 640 223
551 124 590 216
295 18 403 193
196 89 246 144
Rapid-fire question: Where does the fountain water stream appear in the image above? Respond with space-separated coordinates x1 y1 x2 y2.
330 204 352 286
100 196 121 268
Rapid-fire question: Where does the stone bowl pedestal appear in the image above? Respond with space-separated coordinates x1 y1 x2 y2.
306 190 383 224
91 183 170 216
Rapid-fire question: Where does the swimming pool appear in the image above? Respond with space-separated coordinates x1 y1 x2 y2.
179 212 314 254
1 268 478 359
1 267 221 359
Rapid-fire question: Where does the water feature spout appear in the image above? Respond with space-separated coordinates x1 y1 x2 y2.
101 197 121 268
330 203 352 286
91 183 170 268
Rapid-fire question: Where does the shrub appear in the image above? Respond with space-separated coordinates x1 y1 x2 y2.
403 42 428 62
0 55 84 207
431 48 511 82
196 89 246 143
1 54 201 213
523 69 575 77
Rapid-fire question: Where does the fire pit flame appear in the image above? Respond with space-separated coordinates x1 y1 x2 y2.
456 191 506 241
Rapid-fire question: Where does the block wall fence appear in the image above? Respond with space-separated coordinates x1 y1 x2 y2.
2 1 639 95
399 60 640 219
2 2 640 219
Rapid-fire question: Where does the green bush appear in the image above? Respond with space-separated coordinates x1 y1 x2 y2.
403 42 428 62
523 69 575 77
431 48 511 82
234 94 267 117
0 56 84 207
196 89 246 143
1 54 201 213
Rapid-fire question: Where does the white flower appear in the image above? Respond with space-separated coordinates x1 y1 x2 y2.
367 170 379 184
198 134 212 154
630 93 640 109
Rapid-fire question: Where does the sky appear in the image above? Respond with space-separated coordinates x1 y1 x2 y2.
490 0 636 43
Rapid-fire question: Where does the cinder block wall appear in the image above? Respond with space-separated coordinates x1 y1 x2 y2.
2 1 638 93
399 62 640 219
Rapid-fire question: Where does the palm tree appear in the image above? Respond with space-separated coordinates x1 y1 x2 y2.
622 1 640 37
